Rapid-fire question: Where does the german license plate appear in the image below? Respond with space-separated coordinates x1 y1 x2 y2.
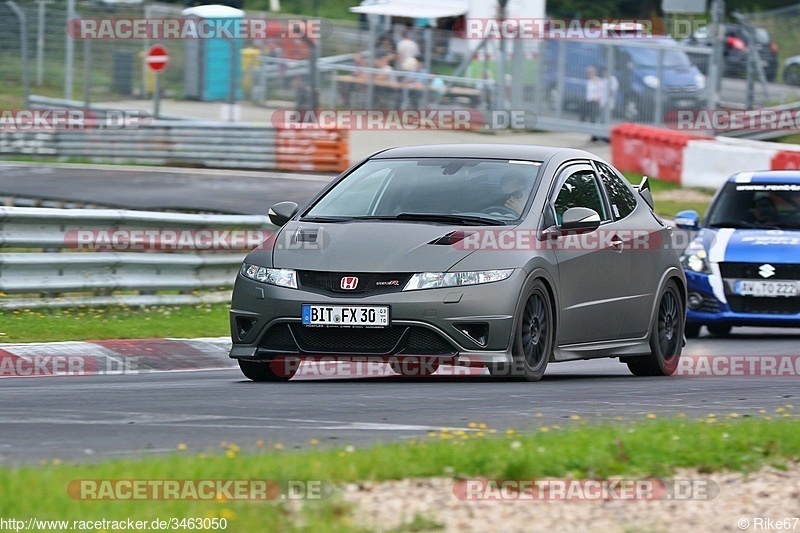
302 304 389 327
734 280 799 297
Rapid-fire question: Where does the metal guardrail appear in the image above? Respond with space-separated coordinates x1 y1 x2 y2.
27 95 184 121
0 120 281 169
0 207 276 309
10 95 352 171
2 100 350 172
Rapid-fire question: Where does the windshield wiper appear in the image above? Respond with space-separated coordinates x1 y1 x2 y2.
394 213 507 226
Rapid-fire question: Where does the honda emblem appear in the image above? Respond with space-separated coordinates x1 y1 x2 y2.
340 276 358 290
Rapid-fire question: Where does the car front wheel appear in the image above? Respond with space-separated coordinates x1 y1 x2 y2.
627 280 684 376
489 279 553 382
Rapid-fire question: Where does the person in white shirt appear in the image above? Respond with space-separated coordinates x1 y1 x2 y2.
396 30 420 70
581 66 603 123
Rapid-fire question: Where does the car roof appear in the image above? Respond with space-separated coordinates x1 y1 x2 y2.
728 171 800 184
370 144 593 163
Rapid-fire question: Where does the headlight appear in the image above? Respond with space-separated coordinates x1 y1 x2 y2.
695 72 706 90
680 241 711 274
241 264 297 289
643 75 659 89
403 269 514 291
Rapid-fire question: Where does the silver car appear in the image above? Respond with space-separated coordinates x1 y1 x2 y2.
229 144 686 381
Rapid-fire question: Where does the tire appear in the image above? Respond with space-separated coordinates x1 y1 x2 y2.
685 323 701 339
627 280 684 376
489 279 553 382
389 358 440 377
238 357 298 382
785 64 800 86
706 324 732 337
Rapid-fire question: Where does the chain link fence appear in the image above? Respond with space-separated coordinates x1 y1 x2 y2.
4 2 800 135
743 4 800 87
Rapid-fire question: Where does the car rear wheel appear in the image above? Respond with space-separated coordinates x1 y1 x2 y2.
238 357 298 382
489 279 553 382
627 280 684 376
389 358 440 377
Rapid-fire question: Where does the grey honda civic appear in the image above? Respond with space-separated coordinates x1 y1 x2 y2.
229 144 686 381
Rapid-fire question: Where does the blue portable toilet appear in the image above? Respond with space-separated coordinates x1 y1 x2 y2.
182 5 245 101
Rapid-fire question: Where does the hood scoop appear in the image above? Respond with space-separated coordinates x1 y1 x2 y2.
428 230 476 246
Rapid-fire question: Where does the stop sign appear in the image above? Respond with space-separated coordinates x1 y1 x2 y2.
146 45 169 72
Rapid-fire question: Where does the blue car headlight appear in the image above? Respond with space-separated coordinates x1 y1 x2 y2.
403 269 514 291
681 241 711 274
241 264 298 289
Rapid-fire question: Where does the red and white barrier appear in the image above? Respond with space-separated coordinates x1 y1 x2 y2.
611 123 800 187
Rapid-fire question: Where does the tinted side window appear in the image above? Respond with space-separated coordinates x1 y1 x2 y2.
596 162 638 219
553 170 609 225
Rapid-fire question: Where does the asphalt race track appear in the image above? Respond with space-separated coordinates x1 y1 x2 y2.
0 163 334 214
1 327 798 465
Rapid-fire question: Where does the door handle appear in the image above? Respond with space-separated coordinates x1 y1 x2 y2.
610 235 624 252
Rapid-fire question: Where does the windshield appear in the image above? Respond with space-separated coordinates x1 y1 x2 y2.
304 158 542 223
705 182 800 229
622 45 692 68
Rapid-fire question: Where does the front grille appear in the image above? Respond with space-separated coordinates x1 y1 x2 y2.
298 271 413 297
260 324 459 355
719 263 800 280
290 324 405 353
260 324 298 351
726 296 800 315
405 327 457 354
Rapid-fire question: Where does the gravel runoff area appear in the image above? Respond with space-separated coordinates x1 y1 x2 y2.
339 465 800 532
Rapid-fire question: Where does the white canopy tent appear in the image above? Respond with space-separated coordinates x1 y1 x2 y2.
349 1 469 19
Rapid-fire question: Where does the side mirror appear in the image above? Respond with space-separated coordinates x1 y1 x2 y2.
674 210 700 231
638 176 655 210
560 207 601 232
268 201 299 227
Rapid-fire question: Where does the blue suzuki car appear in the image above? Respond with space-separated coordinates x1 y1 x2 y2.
676 171 800 337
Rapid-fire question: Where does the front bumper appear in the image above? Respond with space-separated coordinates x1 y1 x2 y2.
685 270 800 327
229 269 530 366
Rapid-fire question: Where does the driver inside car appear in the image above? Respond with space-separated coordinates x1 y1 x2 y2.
749 194 778 225
501 170 532 215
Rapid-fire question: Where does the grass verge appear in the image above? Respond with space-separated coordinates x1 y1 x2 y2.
0 303 229 343
1 417 798 532
623 171 714 218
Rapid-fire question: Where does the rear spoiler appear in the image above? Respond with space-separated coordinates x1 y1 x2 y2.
637 176 655 210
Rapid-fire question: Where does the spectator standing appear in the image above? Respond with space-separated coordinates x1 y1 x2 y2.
396 29 420 70
581 66 603 124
